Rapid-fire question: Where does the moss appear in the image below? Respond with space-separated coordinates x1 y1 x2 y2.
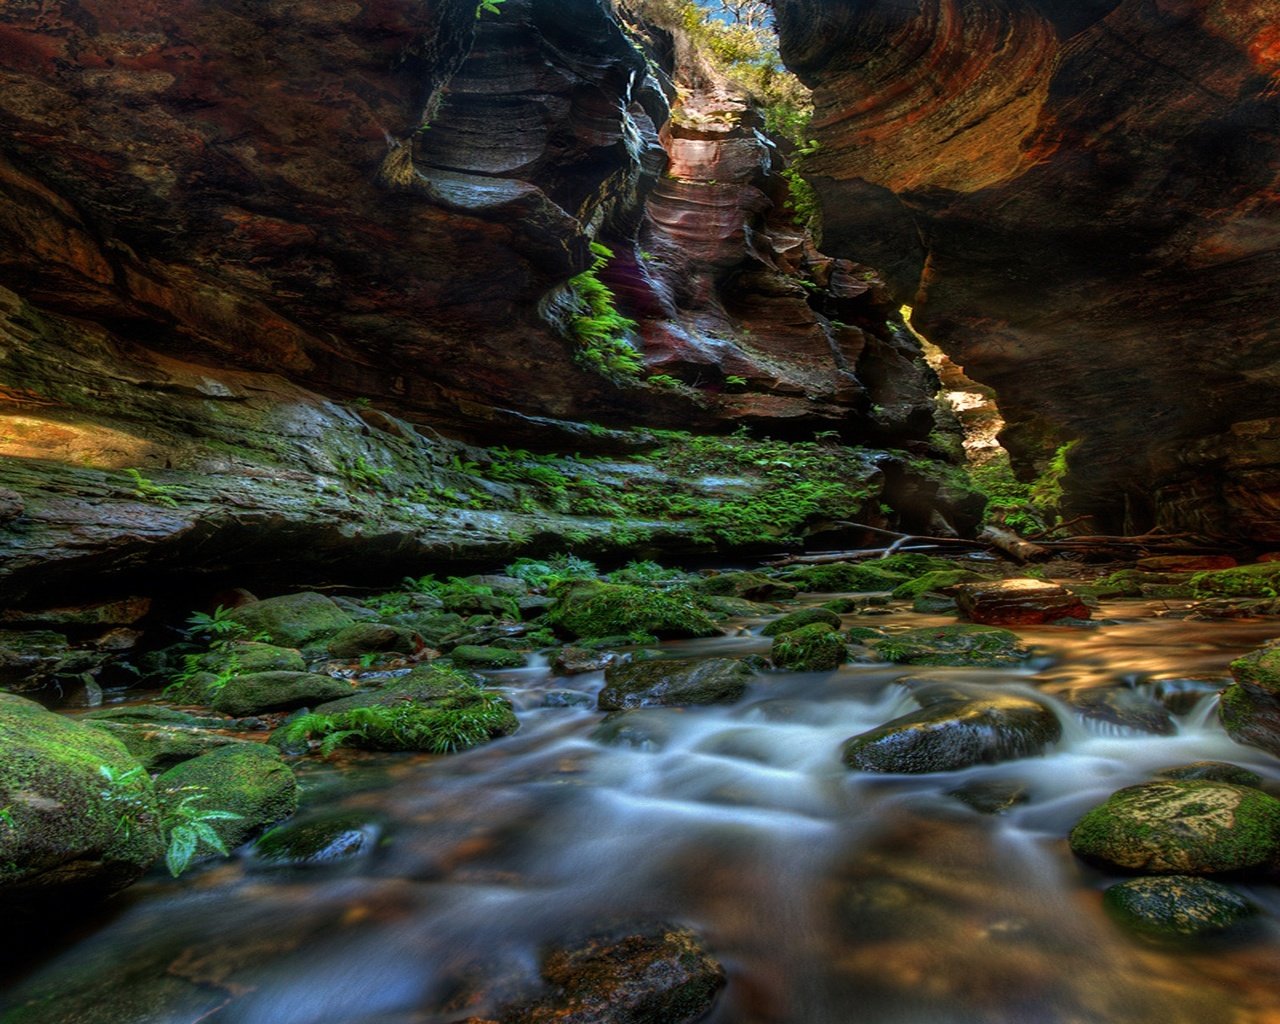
448 645 529 669
598 658 755 711
156 744 298 852
225 592 355 648
761 607 843 637
211 671 354 717
891 569 986 600
547 581 720 640
1103 876 1255 938
0 693 163 897
770 623 846 672
1190 563 1280 599
1229 640 1280 695
83 721 253 772
869 625 1030 668
1069 781 1280 875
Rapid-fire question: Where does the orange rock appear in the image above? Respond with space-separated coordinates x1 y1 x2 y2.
955 579 1090 626
1137 555 1237 572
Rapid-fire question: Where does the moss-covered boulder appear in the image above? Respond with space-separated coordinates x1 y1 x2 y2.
1155 761 1264 787
448 645 529 669
83 720 255 772
325 623 423 658
770 623 847 672
210 671 354 717
690 571 798 601
1069 781 1280 875
547 581 719 641
598 658 755 711
891 570 987 600
0 693 164 903
760 607 843 637
225 592 354 648
1189 563 1280 598
1218 639 1280 756
868 625 1031 668
1103 876 1256 938
251 811 382 868
841 695 1061 773
156 743 298 852
498 922 725 1024
199 641 306 676
784 554 956 594
277 666 518 754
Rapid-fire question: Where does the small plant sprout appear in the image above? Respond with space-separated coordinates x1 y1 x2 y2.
161 786 243 877
125 468 180 508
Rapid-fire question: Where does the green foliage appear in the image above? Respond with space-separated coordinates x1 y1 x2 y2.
1029 440 1078 517
185 605 247 642
966 454 1044 535
771 623 846 672
160 786 242 877
344 456 393 493
98 764 152 839
607 560 690 585
1189 564 1280 599
506 554 600 589
646 373 685 390
558 242 642 379
281 689 514 756
780 164 820 230
546 580 719 640
124 467 179 509
475 0 505 16
723 374 748 390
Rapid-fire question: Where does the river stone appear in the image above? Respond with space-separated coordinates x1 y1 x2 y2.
1217 683 1280 758
1067 688 1176 736
225 592 354 648
1103 876 1256 938
211 671 353 717
156 743 298 852
0 629 105 694
691 571 798 601
1069 781 1280 875
598 658 755 711
543 689 594 709
500 922 725 1024
1155 761 1264 788
868 624 1031 668
252 811 382 868
891 569 987 600
955 579 1091 625
770 623 847 672
0 692 164 904
199 640 306 676
325 623 423 658
590 709 682 751
547 581 719 641
449 645 529 669
946 779 1030 814
551 646 616 675
841 695 1062 774
83 720 255 771
760 607 843 637
912 592 959 614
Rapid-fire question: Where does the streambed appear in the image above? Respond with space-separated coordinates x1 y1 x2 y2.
5 598 1280 1024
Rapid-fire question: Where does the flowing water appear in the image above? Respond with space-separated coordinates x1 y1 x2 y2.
6 598 1280 1024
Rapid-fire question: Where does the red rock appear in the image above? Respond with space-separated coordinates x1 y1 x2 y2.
955 579 1090 626
1257 553 1280 563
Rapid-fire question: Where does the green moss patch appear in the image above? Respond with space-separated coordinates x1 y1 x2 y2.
868 625 1031 668
547 581 719 641
771 623 847 672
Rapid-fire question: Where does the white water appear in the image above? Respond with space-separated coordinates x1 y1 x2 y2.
6 598 1280 1024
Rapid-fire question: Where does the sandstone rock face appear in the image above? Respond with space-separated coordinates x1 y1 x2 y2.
775 0 1280 539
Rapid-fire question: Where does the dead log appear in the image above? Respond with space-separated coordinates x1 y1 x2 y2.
977 525 1050 563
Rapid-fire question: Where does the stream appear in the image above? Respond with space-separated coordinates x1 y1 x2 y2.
5 596 1280 1024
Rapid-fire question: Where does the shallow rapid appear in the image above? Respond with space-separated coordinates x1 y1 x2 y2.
6 597 1280 1024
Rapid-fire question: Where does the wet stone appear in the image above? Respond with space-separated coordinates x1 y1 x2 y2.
955 579 1091 626
1067 687 1176 736
770 623 847 672
551 646 616 676
251 812 383 868
946 779 1030 814
1103 875 1256 938
761 607 843 637
867 624 1031 668
598 657 755 711
590 709 683 751
542 689 594 709
1155 761 1264 788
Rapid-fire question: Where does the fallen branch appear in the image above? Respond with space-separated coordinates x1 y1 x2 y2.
978 525 1050 564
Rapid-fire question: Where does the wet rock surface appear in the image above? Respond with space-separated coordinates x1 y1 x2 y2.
599 658 755 712
1103 876 1256 939
956 579 1091 626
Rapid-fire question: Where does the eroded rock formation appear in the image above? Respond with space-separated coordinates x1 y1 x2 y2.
775 0 1280 540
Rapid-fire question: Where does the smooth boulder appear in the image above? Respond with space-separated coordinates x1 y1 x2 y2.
770 623 847 672
598 658 755 711
955 579 1090 625
869 625 1031 668
225 592 354 648
1103 876 1255 938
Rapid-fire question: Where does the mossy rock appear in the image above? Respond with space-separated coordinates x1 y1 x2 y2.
771 623 847 672
1069 781 1280 875
547 581 719 641
845 625 888 644
690 571 798 601
325 623 423 658
278 666 519 754
891 569 986 600
784 554 955 594
251 811 382 868
156 743 298 852
0 693 164 902
698 596 778 619
1229 639 1280 696
912 593 958 614
448 645 529 669
0 629 103 694
211 671 354 717
822 597 865 614
1067 688 1176 736
1155 762 1264 788
225 592 355 648
1217 683 1280 758
199 641 305 676
598 658 755 711
590 708 681 750
1189 563 1280 599
1103 876 1256 938
442 590 517 619
79 706 228 728
868 625 1031 668
761 607 843 637
841 695 1061 773
83 720 255 772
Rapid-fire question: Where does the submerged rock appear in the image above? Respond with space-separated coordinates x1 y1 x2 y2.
1218 639 1280 757
251 812 382 868
1155 762 1264 788
1069 781 1280 876
551 647 617 676
1103 876 1256 938
868 624 1031 668
590 709 682 751
1066 688 1176 736
449 645 529 670
955 579 1090 626
691 571 798 602
0 693 164 904
760 607 843 637
598 658 755 711
770 623 847 672
946 779 1030 815
225 592 355 648
83 720 255 772
498 922 726 1024
841 695 1061 774
211 671 353 717
155 743 298 853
